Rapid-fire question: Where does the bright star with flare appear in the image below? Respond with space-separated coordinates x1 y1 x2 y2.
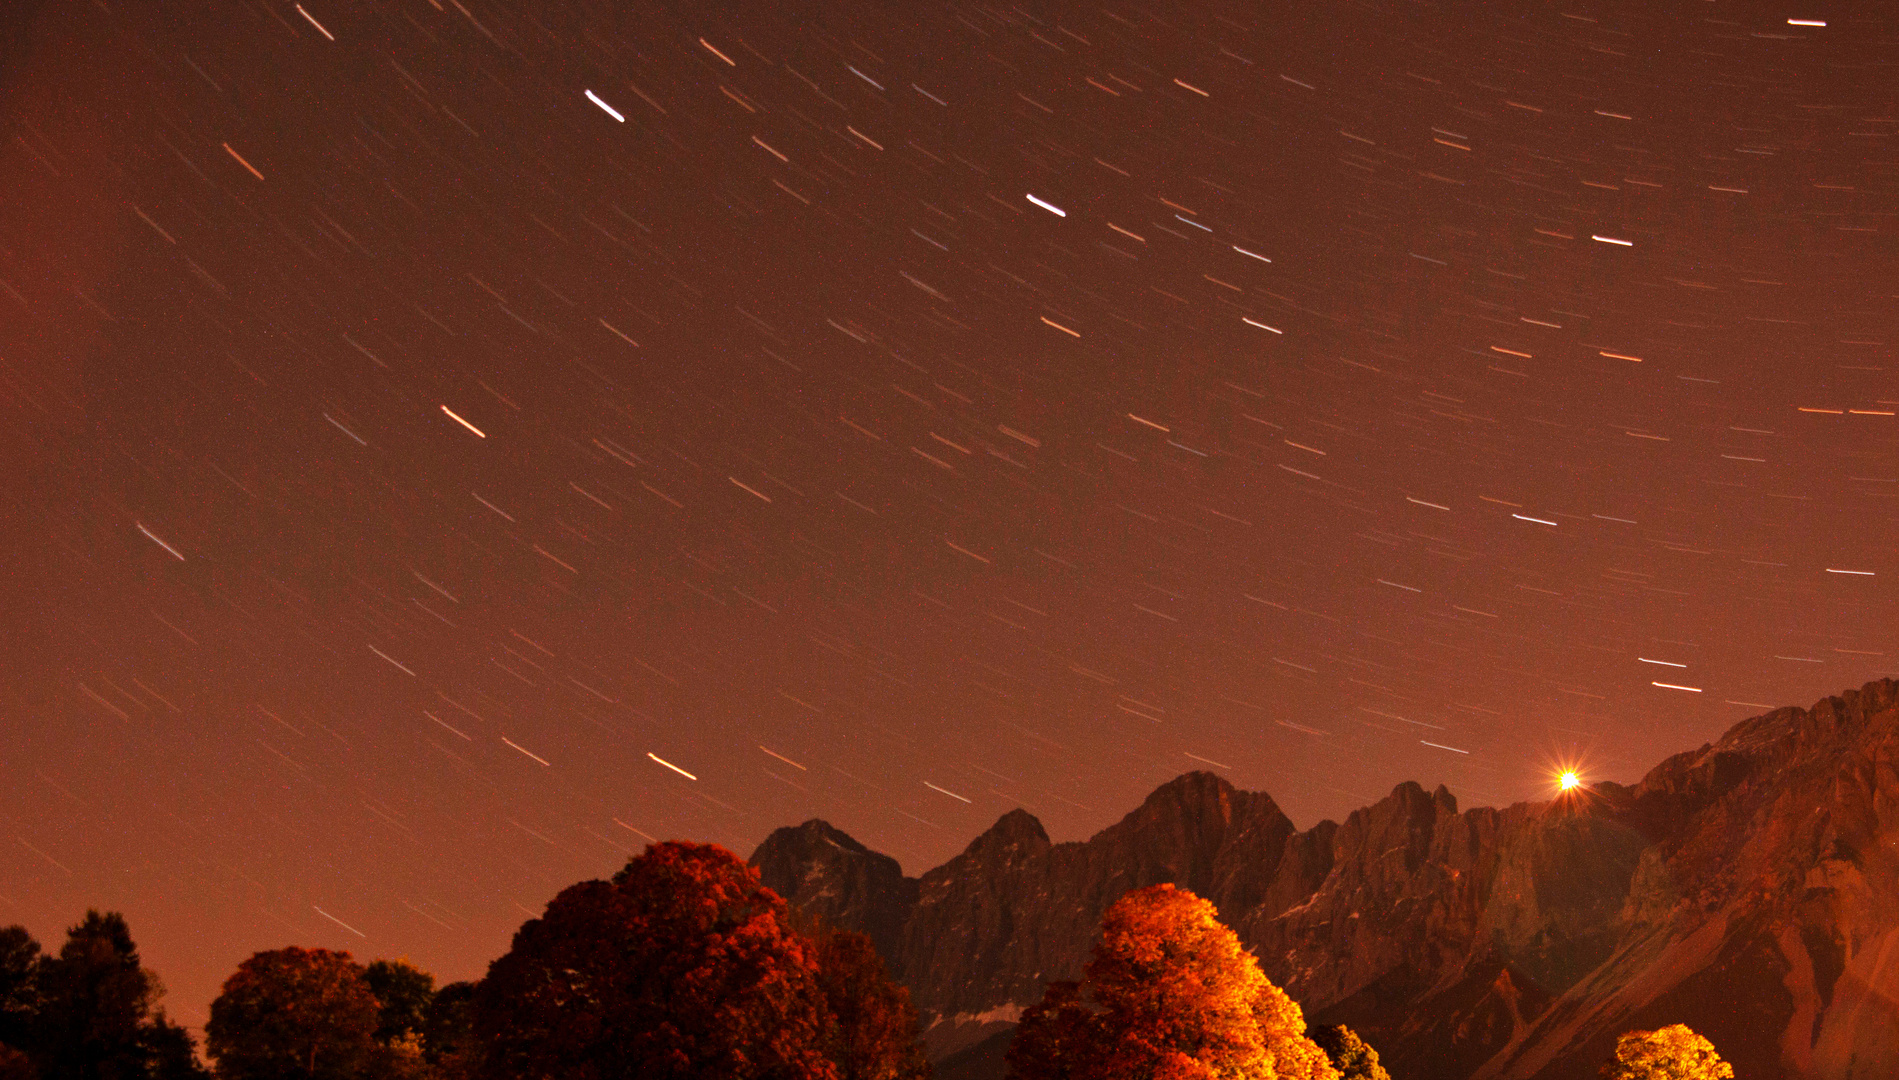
1558 770 1581 792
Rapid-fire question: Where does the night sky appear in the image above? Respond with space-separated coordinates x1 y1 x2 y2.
3 0 1897 1034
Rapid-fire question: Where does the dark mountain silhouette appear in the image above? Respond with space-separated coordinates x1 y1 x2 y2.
752 679 1899 1080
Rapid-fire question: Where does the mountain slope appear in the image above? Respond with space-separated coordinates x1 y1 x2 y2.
751 679 1899 1079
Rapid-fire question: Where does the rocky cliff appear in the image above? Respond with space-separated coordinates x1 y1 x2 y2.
751 679 1899 1079
746 817 917 962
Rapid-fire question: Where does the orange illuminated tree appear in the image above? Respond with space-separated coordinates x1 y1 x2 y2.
1007 884 1339 1080
1601 1025 1733 1080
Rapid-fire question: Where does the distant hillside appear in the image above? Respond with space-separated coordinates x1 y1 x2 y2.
753 679 1899 1080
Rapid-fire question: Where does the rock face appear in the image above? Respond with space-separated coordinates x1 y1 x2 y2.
897 775 1301 1019
748 818 917 961
750 680 1899 1079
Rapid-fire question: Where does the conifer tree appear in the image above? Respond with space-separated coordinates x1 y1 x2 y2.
37 912 162 1080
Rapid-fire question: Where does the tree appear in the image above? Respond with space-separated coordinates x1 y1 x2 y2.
1308 1028 1388 1080
205 947 379 1080
809 928 927 1080
358 1038 429 1080
36 912 162 1080
138 1017 208 1080
0 927 42 1055
473 841 838 1080
1084 884 1281 1080
417 984 473 1068
1008 884 1338 1080
5 916 205 1080
359 962 436 1080
1249 982 1334 1080
361 963 434 1046
1005 982 1097 1080
1600 1025 1733 1080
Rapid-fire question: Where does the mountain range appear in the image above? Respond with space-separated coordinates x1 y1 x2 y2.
750 679 1899 1080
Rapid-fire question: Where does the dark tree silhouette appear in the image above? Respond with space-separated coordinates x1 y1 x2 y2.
138 1017 209 1080
1004 982 1096 1080
361 963 434 1046
473 841 838 1080
417 984 473 1068
357 1042 429 1080
0 927 42 1057
205 948 379 1080
36 912 162 1080
0 917 207 1080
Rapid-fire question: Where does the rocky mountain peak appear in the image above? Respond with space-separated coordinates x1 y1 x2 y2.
1432 783 1458 815
770 817 878 856
751 817 917 961
752 680 1899 1079
960 808 1051 866
1134 769 1238 818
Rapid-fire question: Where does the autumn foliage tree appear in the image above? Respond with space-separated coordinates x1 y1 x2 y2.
1247 980 1336 1080
1600 1025 1733 1080
808 928 928 1080
473 841 844 1080
1083 884 1282 1080
1007 884 1339 1080
206 948 380 1080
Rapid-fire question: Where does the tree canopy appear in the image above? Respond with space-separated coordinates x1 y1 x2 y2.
473 841 842 1080
38 914 182 1080
0 914 208 1080
808 927 927 1080
7 846 930 1080
360 963 433 1047
417 983 473 1069
0 927 42 1056
206 948 380 1080
37 911 163 1080
139 1018 210 1080
1247 981 1334 1080
1007 884 1339 1080
1308 1027 1389 1080
1006 981 1095 1080
1600 1025 1733 1080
